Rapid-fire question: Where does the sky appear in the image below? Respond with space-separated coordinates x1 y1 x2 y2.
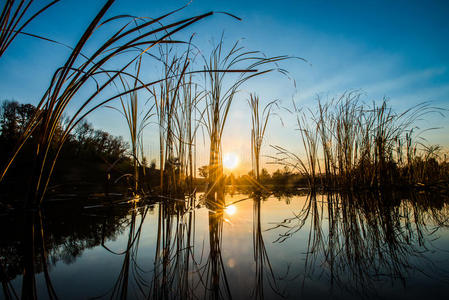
0 0 448 174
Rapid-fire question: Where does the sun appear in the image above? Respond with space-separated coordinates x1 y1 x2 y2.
225 204 237 215
223 152 239 170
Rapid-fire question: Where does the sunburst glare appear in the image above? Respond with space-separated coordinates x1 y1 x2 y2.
223 152 239 170
225 204 237 215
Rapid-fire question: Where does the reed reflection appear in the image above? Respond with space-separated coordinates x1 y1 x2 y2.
2 191 449 299
150 196 197 299
0 211 58 299
200 195 232 300
102 203 149 299
252 194 282 299
0 202 133 299
269 191 449 298
24 211 58 300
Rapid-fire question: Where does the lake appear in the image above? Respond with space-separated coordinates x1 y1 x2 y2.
1 191 449 299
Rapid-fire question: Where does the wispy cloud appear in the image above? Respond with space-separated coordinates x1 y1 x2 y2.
362 67 447 96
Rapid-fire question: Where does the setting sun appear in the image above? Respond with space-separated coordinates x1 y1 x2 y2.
225 204 237 215
223 153 239 170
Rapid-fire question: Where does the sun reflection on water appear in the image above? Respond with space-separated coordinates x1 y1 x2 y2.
225 204 237 215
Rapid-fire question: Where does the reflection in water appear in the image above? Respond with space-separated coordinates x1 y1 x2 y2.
1 191 449 299
269 191 449 298
224 205 236 216
201 196 232 299
252 195 281 299
150 199 197 299
1 204 131 299
22 211 58 300
104 204 149 299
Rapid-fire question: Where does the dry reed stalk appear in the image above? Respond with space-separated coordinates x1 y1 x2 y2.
202 37 292 199
0 0 59 58
248 93 277 182
271 92 446 190
0 1 215 205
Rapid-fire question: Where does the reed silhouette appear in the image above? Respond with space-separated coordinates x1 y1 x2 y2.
1 2 449 300
248 95 278 183
272 92 448 191
202 38 292 200
0 1 215 206
0 0 59 58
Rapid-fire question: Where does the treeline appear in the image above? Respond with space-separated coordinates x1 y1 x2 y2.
0 100 132 194
197 165 308 189
229 168 307 188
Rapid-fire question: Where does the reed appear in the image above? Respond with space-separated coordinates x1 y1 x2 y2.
176 72 204 194
273 92 446 190
0 1 215 205
150 45 192 194
248 94 277 183
202 37 291 199
0 0 59 58
108 58 155 194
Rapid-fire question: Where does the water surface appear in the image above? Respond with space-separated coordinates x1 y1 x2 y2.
1 192 449 299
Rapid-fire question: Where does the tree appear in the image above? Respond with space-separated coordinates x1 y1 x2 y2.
0 100 19 141
226 173 236 185
198 165 209 178
260 168 271 183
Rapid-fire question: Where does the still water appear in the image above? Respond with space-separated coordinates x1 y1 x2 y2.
1 192 449 299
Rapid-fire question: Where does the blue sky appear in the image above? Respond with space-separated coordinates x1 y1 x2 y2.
0 0 448 173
